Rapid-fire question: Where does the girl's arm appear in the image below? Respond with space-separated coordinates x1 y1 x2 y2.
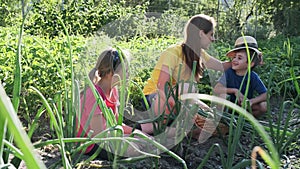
122 124 134 134
90 114 105 137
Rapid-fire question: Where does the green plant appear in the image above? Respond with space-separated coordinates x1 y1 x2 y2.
28 17 190 168
264 40 300 158
0 2 46 167
0 84 47 169
24 0 148 38
259 36 300 98
193 38 279 168
181 94 280 169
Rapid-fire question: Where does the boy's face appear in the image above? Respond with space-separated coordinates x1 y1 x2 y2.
231 51 250 71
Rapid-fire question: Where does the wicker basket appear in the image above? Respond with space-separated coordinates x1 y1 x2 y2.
194 114 229 136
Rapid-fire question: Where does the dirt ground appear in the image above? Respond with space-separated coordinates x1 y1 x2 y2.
18 97 300 169
39 131 300 169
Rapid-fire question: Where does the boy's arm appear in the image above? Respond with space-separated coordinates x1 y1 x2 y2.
213 82 239 96
214 83 246 105
249 92 267 106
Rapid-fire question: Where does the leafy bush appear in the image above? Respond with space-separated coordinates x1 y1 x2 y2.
258 35 300 98
24 0 148 38
0 26 86 123
0 0 21 27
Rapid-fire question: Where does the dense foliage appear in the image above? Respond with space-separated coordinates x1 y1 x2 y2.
1 24 299 119
1 0 299 128
1 0 299 40
24 0 148 38
1 1 300 168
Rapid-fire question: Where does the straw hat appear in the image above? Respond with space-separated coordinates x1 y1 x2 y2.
226 36 261 58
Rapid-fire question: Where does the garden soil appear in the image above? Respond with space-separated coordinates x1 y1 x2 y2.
19 97 300 169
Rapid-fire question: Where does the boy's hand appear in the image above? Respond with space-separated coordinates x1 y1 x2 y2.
234 90 246 105
248 99 253 107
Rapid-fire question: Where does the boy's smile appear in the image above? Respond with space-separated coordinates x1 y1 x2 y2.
231 51 250 75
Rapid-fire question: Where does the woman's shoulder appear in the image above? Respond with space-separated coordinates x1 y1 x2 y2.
163 43 183 58
200 49 212 61
165 43 182 51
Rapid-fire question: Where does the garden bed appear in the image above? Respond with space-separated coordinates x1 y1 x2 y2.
24 97 300 169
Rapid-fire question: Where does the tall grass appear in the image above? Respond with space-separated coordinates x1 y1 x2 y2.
181 93 280 169
2 2 300 168
0 85 46 168
265 40 300 159
1 1 41 168
192 37 300 168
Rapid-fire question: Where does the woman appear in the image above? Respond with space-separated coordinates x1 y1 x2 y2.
140 14 231 135
77 48 141 159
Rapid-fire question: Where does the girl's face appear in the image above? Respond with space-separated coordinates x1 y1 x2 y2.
231 51 249 70
199 30 215 50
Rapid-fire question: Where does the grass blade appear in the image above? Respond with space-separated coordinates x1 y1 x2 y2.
29 86 71 169
197 143 225 169
181 94 280 169
0 84 46 168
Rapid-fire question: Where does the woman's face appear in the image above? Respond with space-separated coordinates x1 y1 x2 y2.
199 30 215 50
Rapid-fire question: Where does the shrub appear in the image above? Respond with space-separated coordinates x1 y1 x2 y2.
24 0 148 38
0 26 86 123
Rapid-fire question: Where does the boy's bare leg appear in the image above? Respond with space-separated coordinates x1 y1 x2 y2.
251 101 267 118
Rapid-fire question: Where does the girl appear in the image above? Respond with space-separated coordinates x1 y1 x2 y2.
77 48 140 159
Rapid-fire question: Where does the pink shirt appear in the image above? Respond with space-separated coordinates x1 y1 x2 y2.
77 85 119 153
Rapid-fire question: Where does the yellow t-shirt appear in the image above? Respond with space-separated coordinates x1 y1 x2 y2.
143 44 212 95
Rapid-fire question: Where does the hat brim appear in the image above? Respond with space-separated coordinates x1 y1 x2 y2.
226 46 261 58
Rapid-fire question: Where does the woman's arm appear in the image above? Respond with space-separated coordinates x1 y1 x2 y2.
157 65 176 105
157 65 172 90
213 82 238 95
205 57 231 72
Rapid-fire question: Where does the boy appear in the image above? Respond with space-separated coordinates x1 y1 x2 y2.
213 36 267 117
